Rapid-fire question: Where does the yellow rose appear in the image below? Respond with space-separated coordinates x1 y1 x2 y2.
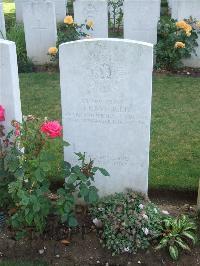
196 21 200 28
86 20 94 29
186 30 191 37
174 42 185 49
176 20 192 34
48 47 58 55
64 15 74 25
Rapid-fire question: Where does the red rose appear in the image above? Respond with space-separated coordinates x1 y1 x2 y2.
0 106 5 122
40 121 62 138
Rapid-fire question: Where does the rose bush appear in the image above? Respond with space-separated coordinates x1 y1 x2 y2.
0 112 109 238
48 15 93 61
155 17 200 70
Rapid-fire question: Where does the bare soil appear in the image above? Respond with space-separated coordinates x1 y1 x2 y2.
0 194 199 266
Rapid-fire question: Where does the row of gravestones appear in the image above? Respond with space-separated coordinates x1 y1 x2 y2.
0 37 153 196
2 0 200 67
10 0 161 64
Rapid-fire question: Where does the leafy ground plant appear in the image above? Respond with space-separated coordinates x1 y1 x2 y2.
90 191 163 255
156 215 197 260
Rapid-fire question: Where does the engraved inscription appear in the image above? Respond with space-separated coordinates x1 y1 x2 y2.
64 97 141 125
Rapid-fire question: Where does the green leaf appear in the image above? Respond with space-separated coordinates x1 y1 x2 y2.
88 188 99 203
72 166 88 181
33 201 40 212
67 173 78 184
182 231 197 244
175 239 191 251
80 184 89 197
155 238 168 250
169 245 179 260
15 230 27 240
61 213 69 223
97 167 110 176
68 216 78 227
63 141 70 147
75 152 85 161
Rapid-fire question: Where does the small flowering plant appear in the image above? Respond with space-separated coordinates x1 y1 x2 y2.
155 17 200 70
48 15 93 61
90 191 163 255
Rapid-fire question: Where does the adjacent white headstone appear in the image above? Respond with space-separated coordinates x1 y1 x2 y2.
15 0 24 22
0 40 22 133
168 0 172 10
60 39 153 196
171 0 179 19
172 0 200 67
51 0 66 23
74 0 108 38
23 0 57 65
0 3 6 39
124 0 161 44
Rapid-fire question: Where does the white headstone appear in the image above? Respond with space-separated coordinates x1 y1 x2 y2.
0 40 22 133
168 0 172 10
172 0 200 67
23 0 57 65
60 39 153 196
124 0 161 44
171 0 179 19
16 0 66 23
74 0 108 38
51 0 66 23
0 3 6 39
15 0 25 22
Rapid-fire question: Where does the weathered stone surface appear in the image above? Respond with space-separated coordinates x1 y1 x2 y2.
60 39 153 196
124 0 161 44
23 0 57 65
0 3 6 39
0 39 22 133
74 0 108 38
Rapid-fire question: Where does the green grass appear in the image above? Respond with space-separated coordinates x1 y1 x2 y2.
19 73 200 191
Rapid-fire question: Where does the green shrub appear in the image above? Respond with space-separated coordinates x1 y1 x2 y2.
90 191 163 255
6 24 33 73
155 17 199 70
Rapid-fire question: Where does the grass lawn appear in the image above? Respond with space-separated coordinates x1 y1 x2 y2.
19 73 200 191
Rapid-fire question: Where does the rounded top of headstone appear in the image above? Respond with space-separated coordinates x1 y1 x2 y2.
59 38 154 49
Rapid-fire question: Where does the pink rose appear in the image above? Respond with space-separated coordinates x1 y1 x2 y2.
40 121 62 138
0 106 5 122
15 129 20 137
